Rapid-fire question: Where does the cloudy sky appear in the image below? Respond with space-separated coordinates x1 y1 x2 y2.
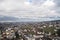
0 0 60 22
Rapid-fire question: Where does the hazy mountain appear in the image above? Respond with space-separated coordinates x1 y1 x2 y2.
0 15 19 22
0 15 60 22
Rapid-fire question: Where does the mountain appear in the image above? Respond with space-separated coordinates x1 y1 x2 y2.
0 15 60 22
0 15 19 22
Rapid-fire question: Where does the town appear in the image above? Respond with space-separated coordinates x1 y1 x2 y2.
0 20 60 40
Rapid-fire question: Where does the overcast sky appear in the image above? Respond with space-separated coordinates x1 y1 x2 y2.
0 0 60 21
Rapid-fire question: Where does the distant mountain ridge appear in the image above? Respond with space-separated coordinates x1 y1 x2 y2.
0 15 60 22
0 15 19 22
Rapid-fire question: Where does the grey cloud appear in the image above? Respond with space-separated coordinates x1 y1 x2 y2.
32 0 46 5
54 0 60 14
54 0 60 6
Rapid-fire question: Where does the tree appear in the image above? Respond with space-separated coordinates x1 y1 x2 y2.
56 29 60 37
15 31 19 39
43 27 56 34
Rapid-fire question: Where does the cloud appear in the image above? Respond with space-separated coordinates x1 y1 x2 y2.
54 0 60 14
0 0 60 21
54 0 60 6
